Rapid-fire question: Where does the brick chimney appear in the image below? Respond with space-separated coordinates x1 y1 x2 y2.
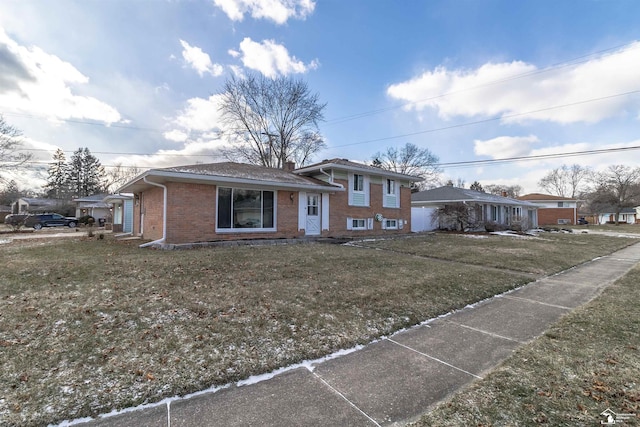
284 161 296 171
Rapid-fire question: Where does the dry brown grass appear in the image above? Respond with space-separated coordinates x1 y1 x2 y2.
0 231 635 425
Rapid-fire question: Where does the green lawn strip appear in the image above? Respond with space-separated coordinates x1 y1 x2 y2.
0 238 531 426
411 265 640 427
360 232 635 275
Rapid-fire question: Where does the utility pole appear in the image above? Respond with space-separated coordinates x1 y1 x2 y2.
261 132 278 168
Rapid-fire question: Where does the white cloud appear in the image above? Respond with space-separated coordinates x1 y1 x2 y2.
172 95 225 133
161 94 229 148
237 37 318 78
163 129 189 142
179 39 224 77
213 0 315 25
387 42 640 125
474 135 540 159
0 28 122 124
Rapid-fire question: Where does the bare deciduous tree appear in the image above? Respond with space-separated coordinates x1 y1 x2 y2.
219 73 327 169
372 143 441 189
0 115 33 180
104 163 142 193
589 165 640 224
484 184 522 198
538 164 592 198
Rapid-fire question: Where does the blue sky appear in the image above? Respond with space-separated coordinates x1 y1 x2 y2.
1 0 639 193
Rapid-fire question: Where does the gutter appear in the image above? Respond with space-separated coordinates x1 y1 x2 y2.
139 176 167 248
319 167 344 188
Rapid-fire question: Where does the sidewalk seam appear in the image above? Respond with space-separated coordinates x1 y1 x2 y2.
501 295 573 310
386 338 483 380
445 322 525 344
311 372 381 426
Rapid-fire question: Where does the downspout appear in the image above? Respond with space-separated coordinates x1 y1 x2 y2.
139 176 167 248
319 167 344 188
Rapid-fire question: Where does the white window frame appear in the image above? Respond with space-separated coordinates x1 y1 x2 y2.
347 217 367 230
216 187 277 233
382 218 398 230
352 218 366 230
348 173 369 206
386 179 395 195
353 174 364 192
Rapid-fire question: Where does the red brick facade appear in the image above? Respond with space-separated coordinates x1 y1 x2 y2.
323 178 412 237
536 207 576 225
133 180 413 245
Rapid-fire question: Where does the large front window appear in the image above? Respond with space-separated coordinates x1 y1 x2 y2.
217 187 275 230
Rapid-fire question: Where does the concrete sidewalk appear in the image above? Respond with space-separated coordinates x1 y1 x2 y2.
76 243 640 427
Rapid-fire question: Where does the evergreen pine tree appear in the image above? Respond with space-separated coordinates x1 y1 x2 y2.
67 148 106 197
44 148 69 199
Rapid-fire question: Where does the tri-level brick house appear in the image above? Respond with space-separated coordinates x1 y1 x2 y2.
517 193 578 225
118 159 421 247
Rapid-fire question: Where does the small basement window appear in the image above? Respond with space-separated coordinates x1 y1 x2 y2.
384 219 398 230
352 218 366 230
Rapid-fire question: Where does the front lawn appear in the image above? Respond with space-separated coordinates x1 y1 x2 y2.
0 232 635 425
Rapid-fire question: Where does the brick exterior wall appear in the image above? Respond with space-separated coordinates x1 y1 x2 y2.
134 178 413 245
322 178 412 238
537 207 576 225
140 186 164 241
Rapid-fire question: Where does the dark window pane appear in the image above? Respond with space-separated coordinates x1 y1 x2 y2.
234 189 261 228
217 187 232 228
263 191 274 228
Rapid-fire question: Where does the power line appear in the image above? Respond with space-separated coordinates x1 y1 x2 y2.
8 144 640 173
2 41 638 134
12 89 640 159
438 145 640 169
324 41 640 125
328 89 640 149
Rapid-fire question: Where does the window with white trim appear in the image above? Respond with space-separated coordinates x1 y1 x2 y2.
217 187 275 230
383 178 399 208
384 218 398 230
353 174 364 192
352 218 366 230
386 179 395 195
349 173 369 206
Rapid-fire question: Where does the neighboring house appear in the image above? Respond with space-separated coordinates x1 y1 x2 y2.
103 194 134 233
518 193 579 225
73 194 111 223
411 186 538 232
590 206 637 224
12 197 69 214
118 160 421 246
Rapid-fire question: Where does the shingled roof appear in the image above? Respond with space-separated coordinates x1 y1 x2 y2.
412 186 537 207
119 162 343 194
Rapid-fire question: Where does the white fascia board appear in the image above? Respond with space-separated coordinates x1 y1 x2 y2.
295 163 423 182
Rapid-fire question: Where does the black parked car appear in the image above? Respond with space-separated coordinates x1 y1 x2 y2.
24 213 78 230
577 217 589 225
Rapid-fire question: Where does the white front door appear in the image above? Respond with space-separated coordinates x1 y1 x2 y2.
305 194 320 236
